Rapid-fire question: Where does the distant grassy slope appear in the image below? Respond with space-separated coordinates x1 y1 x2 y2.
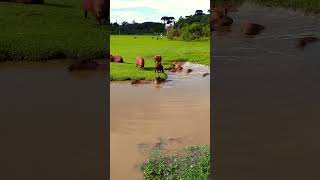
110 35 209 81
0 0 108 61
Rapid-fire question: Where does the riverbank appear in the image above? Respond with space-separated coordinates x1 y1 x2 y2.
110 35 209 81
0 0 108 61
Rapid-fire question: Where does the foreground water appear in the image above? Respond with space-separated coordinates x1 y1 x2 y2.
213 2 320 180
0 61 107 180
111 62 210 179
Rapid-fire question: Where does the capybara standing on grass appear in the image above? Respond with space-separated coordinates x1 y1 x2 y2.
154 55 162 63
110 55 124 63
155 62 164 73
83 0 107 26
135 56 144 68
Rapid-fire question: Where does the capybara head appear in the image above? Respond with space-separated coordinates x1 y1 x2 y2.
242 23 265 35
110 55 124 63
154 55 162 63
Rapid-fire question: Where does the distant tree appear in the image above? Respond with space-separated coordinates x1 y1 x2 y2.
161 16 169 24
195 10 205 16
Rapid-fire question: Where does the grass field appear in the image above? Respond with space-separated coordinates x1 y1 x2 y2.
0 0 108 61
141 145 210 180
110 35 209 81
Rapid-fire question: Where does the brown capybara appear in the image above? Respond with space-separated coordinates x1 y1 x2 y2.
68 59 99 71
242 23 265 35
202 73 210 77
135 56 145 68
154 76 165 84
154 55 162 63
186 69 193 73
296 36 319 48
155 63 164 73
83 0 107 26
174 63 183 71
110 55 124 63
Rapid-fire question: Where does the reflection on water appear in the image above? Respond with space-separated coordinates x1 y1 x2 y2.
0 61 107 180
213 2 320 180
111 63 210 179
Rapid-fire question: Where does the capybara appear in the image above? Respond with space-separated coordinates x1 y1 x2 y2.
135 56 145 68
186 69 193 73
110 55 124 63
83 0 107 26
202 73 210 77
154 76 165 84
155 63 164 73
242 23 265 35
174 63 183 71
296 36 319 48
68 59 99 71
154 55 162 63
131 80 142 84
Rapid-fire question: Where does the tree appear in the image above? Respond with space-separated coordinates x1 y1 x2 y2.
161 16 169 24
195 10 204 16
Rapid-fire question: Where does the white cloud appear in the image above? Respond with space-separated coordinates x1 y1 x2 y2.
110 0 210 23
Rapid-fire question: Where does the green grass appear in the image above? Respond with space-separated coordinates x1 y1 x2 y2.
141 145 210 180
110 35 209 81
0 0 108 61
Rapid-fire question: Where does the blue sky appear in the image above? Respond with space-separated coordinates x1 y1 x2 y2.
110 0 210 23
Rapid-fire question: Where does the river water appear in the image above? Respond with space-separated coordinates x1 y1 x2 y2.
110 62 210 179
213 2 320 180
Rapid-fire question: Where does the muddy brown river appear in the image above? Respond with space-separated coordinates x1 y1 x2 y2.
213 2 320 180
111 62 210 179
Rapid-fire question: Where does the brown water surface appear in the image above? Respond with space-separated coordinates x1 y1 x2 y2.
111 62 210 179
213 2 320 180
0 61 107 180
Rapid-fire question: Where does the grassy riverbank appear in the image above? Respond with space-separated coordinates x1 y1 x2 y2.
0 0 108 61
110 35 209 81
141 145 210 180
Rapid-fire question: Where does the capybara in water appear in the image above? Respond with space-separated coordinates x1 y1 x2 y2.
110 55 124 63
202 73 210 77
131 80 142 84
154 76 165 84
296 36 319 49
155 63 164 73
154 55 162 63
135 56 145 68
242 23 265 35
68 59 100 71
83 0 107 26
186 69 193 73
174 63 183 71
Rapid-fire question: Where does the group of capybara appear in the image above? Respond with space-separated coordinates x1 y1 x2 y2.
211 2 319 48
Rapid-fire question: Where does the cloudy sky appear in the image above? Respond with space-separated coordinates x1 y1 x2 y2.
110 0 210 23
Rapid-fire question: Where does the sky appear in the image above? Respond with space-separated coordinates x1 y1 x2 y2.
110 0 210 23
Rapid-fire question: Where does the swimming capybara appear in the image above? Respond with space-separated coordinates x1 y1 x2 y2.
186 69 193 73
154 55 162 63
174 63 183 71
296 36 319 49
155 63 164 73
83 0 107 26
242 23 265 35
68 59 100 71
110 55 124 63
135 56 145 68
202 73 210 77
154 76 165 84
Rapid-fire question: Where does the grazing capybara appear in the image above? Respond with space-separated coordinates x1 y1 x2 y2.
154 55 162 63
68 59 99 71
242 23 265 35
135 56 145 68
154 77 165 84
296 36 319 48
110 55 124 63
155 63 164 73
186 69 193 73
202 73 210 77
83 0 107 26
